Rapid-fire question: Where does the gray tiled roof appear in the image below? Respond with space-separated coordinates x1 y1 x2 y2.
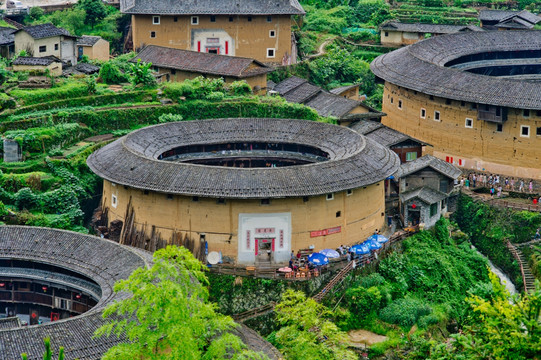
0 317 21 330
0 226 152 359
350 120 428 147
273 76 381 119
478 9 518 21
13 56 58 66
77 35 102 47
0 27 15 46
370 31 541 110
17 23 74 39
400 186 448 204
131 45 270 78
121 0 305 15
87 118 400 198
380 21 482 34
330 84 358 95
397 154 461 179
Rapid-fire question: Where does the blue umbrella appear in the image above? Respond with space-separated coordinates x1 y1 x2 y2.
366 239 382 250
308 252 329 265
350 243 370 255
319 249 340 258
367 234 389 243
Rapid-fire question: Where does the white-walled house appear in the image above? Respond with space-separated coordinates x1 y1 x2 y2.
14 23 77 65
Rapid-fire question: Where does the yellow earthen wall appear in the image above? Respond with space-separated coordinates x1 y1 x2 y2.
102 180 386 261
381 82 541 178
12 62 62 76
82 39 110 61
132 14 292 63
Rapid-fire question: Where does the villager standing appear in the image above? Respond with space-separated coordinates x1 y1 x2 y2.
520 180 525 192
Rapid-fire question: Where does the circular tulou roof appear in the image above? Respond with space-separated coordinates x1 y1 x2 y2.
87 118 400 199
0 226 153 359
371 31 541 110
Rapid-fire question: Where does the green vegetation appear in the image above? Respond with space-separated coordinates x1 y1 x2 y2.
95 245 268 359
21 337 64 360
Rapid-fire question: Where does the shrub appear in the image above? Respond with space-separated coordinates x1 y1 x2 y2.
129 59 156 87
228 81 252 96
14 187 39 211
158 113 184 123
206 91 225 101
99 62 129 84
379 297 432 328
9 83 88 106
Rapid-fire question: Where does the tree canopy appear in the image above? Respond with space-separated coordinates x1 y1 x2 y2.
77 0 107 28
95 245 268 360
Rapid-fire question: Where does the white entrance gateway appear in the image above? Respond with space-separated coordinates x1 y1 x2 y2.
238 213 291 265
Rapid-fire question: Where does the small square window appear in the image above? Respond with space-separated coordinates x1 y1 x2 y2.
229 16 234 22
150 31 156 38
166 194 173 200
54 43 58 51
496 124 503 132
465 118 473 128
471 103 477 110
171 69 176 75
39 45 46 53
398 99 403 109
390 97 393 104
210 15 216 22
191 16 199 25
523 109 530 117
143 190 149 195
446 99 451 105
174 16 178 22
536 127 541 136
267 48 275 58
336 211 341 218
434 111 440 121
267 16 272 22
385 31 389 36
269 30 276 38
420 108 426 118
247 16 252 22
429 95 434 100
217 198 226 204
261 199 270 205
521 125 530 137
406 152 417 161
346 189 353 196
112 194 117 208
192 196 199 202
536 110 541 117
303 196 309 202
153 16 160 24
326 193 334 201
461 101 465 106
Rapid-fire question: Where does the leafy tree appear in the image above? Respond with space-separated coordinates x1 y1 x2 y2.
77 0 107 28
128 59 156 87
48 8 86 36
431 272 541 359
28 6 44 21
99 61 129 84
271 289 357 360
95 245 268 360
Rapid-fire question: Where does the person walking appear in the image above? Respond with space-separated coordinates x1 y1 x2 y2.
519 180 524 192
529 180 533 193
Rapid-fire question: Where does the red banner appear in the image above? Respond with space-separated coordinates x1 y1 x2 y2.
310 226 341 238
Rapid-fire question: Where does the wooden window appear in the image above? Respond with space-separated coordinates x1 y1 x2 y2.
269 30 276 38
225 41 229 55
247 16 252 22
346 189 353 196
174 16 178 22
166 194 173 200
267 48 275 58
390 97 393 104
229 16 234 22
520 125 530 137
496 124 503 132
197 41 201 52
39 45 46 53
192 196 199 202
465 118 473 128
420 108 426 118
191 16 199 25
429 95 434 100
523 109 530 117
153 16 160 24
260 199 270 205
336 211 341 218
150 31 156 38
326 193 334 201
303 196 309 202
461 101 465 106
54 43 58 51
171 69 176 75
446 99 451 105
217 198 226 204
537 110 541 117
398 99 403 109
434 111 440 121
267 16 272 22
406 152 417 161
112 194 117 208
430 203 438 217
210 15 216 22
385 31 389 36
537 127 541 136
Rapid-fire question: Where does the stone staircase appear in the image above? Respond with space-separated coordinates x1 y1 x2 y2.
506 241 536 293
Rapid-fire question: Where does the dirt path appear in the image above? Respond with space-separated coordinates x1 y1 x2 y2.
348 329 388 347
306 37 336 60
